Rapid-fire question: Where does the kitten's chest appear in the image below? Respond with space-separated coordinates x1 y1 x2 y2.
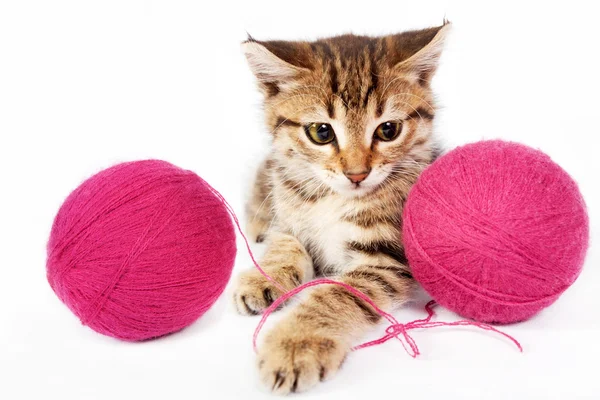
275 195 364 273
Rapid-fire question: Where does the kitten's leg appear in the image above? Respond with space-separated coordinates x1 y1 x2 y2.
233 232 314 315
257 252 413 394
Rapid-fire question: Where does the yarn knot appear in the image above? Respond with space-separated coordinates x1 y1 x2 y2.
355 299 523 356
351 301 440 357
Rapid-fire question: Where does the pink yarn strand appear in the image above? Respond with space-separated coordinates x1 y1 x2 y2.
204 182 287 293
203 179 523 358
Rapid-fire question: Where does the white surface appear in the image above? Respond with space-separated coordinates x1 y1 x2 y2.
1 1 599 399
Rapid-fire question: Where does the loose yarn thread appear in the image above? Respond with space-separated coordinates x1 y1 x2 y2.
205 183 523 357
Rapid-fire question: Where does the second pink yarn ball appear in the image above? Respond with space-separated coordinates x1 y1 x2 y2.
403 140 588 324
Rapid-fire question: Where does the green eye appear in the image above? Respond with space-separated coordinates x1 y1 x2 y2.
374 121 402 141
305 123 335 145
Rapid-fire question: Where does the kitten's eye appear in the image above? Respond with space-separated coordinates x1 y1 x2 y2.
374 121 402 141
305 123 335 145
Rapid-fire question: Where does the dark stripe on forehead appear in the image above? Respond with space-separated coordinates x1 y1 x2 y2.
327 100 335 118
380 36 388 55
275 116 302 129
367 39 378 58
312 42 339 96
376 100 384 118
364 72 378 106
363 41 379 108
329 62 339 95
407 107 435 121
312 41 334 59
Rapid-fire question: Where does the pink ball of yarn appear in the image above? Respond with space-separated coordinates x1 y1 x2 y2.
403 140 589 324
47 160 236 341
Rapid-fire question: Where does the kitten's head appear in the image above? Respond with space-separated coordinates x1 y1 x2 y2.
243 23 449 198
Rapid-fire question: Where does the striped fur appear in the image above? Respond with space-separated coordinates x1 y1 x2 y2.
234 22 449 394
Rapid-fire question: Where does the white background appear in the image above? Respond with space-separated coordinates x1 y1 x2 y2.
1 1 599 399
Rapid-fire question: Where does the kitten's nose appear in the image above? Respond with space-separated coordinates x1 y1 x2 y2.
344 170 370 184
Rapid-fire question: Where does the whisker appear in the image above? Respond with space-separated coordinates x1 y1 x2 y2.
381 75 411 98
251 189 274 223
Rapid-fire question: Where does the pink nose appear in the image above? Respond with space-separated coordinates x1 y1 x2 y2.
345 170 370 184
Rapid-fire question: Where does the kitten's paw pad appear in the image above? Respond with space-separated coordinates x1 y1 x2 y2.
258 332 348 394
233 270 283 315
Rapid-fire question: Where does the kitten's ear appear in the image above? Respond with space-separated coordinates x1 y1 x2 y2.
241 37 313 94
389 22 451 85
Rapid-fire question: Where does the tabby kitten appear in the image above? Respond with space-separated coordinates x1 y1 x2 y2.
233 23 449 394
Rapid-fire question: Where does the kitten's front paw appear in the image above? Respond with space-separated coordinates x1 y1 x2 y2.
233 269 284 315
257 327 349 394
